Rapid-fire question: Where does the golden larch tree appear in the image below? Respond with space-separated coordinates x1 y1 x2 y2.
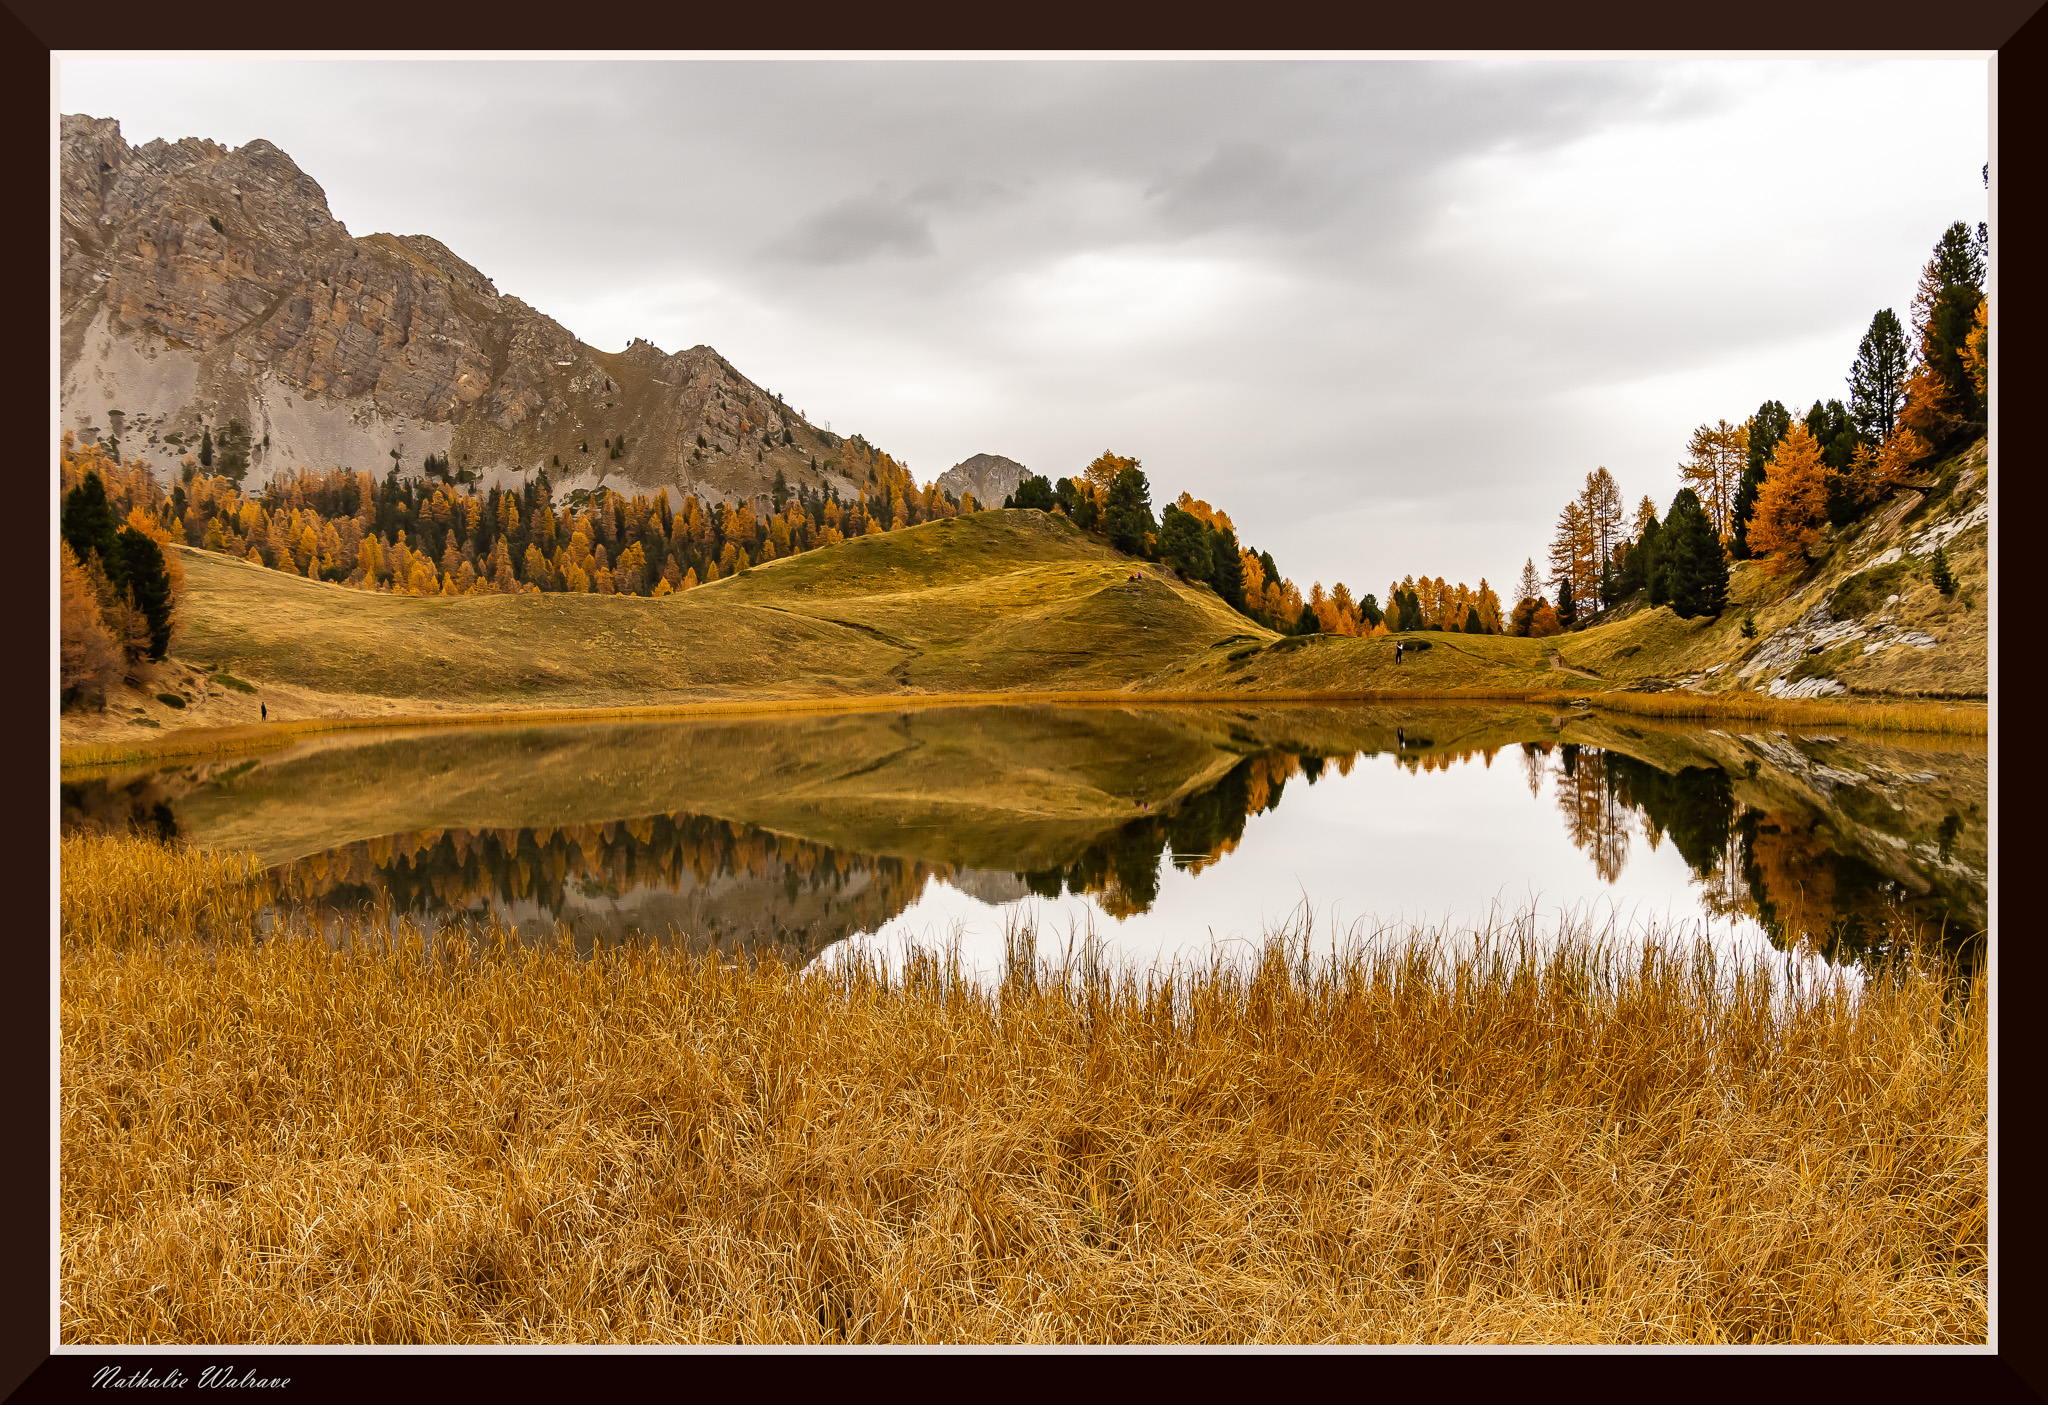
1747 422 1833 576
1549 500 1596 609
1678 421 1747 542
1579 468 1625 590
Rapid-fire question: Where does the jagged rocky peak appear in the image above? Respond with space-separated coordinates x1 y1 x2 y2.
936 453 1032 505
56 113 853 508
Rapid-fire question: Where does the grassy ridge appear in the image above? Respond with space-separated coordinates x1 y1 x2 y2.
62 831 1986 1345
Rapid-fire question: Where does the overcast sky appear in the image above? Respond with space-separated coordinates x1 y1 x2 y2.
56 57 1988 600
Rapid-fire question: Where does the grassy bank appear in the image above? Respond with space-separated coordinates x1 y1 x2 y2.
61 832 1985 1345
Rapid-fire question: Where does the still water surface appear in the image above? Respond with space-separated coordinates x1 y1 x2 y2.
62 704 1986 975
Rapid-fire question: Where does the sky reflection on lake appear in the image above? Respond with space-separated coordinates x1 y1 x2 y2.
827 744 1801 982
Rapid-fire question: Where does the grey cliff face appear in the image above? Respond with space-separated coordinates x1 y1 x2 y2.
935 453 1032 507
58 114 855 506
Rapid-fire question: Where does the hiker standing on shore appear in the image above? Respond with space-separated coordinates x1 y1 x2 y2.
1395 641 1404 666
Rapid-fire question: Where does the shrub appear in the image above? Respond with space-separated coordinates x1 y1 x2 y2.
1929 547 1957 596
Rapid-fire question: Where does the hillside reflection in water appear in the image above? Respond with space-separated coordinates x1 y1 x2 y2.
61 705 1985 971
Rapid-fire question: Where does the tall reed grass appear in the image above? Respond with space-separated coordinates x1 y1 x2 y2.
60 831 1986 1345
1586 690 1987 736
60 830 265 948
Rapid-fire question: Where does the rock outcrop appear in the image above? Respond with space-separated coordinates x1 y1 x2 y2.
60 114 856 506
934 453 1032 507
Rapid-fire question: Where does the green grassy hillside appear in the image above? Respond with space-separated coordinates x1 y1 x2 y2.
80 509 1584 750
121 512 1278 726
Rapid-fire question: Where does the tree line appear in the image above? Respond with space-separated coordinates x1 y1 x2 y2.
1513 213 1987 632
63 429 992 620
1004 453 1500 638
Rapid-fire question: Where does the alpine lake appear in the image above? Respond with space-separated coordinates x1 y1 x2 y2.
62 702 1988 979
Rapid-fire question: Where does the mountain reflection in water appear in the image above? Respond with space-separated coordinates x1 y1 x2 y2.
60 705 1985 969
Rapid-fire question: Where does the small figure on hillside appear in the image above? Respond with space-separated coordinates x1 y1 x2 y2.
260 703 267 721
1395 641 1404 665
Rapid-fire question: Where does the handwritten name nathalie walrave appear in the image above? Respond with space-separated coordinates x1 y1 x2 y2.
92 1366 290 1390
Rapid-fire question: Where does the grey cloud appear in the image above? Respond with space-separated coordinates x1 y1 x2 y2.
769 190 937 265
1146 141 1320 236
904 174 1009 212
56 57 1986 594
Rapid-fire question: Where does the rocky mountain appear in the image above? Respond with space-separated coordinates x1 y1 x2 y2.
934 453 1032 507
59 114 859 506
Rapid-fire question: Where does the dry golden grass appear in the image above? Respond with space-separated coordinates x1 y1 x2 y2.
62 832 1985 1345
1585 690 1987 736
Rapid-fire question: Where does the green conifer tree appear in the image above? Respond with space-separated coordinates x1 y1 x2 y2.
61 473 126 594
1847 308 1910 445
118 527 174 659
1103 466 1154 555
1208 525 1246 613
1910 221 1990 449
1662 488 1729 619
1012 475 1056 511
1929 546 1956 595
1397 589 1424 632
1157 505 1211 580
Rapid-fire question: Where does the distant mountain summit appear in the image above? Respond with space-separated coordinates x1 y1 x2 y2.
58 114 857 505
935 454 1032 507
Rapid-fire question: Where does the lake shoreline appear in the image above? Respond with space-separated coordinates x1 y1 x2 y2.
60 682 1987 772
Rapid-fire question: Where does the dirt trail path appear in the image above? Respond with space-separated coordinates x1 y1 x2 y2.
1548 652 1604 682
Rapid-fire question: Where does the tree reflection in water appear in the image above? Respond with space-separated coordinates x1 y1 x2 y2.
256 814 957 960
64 731 1981 970
1513 739 1973 967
